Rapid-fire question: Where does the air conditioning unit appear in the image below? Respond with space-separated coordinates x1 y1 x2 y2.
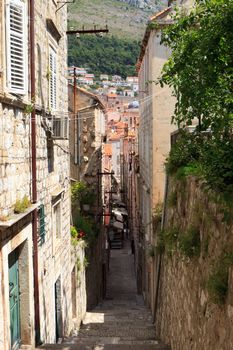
50 116 69 139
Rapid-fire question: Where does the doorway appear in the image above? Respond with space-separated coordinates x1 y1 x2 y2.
8 249 20 350
55 277 62 342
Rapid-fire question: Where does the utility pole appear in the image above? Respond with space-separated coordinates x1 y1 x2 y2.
67 25 109 36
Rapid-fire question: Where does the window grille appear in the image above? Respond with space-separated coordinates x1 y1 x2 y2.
6 0 27 94
38 204 46 245
51 115 69 139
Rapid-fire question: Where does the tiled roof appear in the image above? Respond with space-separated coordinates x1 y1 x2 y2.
107 93 118 98
150 7 172 21
104 144 112 156
76 86 106 111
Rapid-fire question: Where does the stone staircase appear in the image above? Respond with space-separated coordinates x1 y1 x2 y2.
38 241 170 350
110 231 123 249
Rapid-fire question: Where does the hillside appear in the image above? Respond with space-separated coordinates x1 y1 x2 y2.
67 0 166 78
68 35 140 78
68 0 165 40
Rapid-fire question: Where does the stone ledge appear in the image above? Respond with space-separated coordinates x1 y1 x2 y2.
0 203 39 228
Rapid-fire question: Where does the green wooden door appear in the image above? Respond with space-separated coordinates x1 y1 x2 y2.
9 249 20 350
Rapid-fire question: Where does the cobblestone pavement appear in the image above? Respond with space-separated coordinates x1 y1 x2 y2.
39 240 170 350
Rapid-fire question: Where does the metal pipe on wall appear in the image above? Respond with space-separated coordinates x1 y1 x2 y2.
30 0 41 344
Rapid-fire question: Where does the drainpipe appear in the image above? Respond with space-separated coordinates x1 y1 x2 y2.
30 0 41 345
74 67 78 165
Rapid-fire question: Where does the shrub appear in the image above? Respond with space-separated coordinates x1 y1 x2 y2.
178 226 200 258
166 131 203 175
74 213 98 245
71 181 96 206
158 227 179 255
14 196 31 214
207 253 233 305
168 190 177 207
152 203 163 231
200 136 233 197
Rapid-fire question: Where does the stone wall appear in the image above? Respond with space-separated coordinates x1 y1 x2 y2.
70 242 87 331
86 231 106 310
0 1 73 346
0 105 31 217
155 176 233 350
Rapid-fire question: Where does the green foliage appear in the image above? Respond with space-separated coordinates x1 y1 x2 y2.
71 226 83 247
76 256 82 272
71 225 78 238
71 181 96 206
148 245 156 258
71 181 87 202
158 225 201 258
74 213 99 245
152 202 163 231
200 136 233 196
166 131 204 176
158 227 179 256
14 196 31 214
68 35 140 79
207 253 233 305
83 257 89 268
147 21 160 31
168 190 177 207
178 226 201 258
160 0 233 134
167 131 233 203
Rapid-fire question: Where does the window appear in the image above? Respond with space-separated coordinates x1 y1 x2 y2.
49 47 57 110
38 204 46 245
52 200 61 238
6 0 27 94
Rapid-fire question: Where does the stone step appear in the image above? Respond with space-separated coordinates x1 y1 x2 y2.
64 336 160 345
80 324 156 332
77 328 156 338
38 343 171 350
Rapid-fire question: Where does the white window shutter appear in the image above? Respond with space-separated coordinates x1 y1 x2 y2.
6 0 27 94
49 48 57 111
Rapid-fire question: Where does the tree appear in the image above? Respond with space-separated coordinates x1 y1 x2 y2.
160 0 233 135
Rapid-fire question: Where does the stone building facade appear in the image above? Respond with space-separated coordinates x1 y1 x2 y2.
137 7 176 312
0 1 75 349
68 84 107 309
68 85 105 182
135 0 196 325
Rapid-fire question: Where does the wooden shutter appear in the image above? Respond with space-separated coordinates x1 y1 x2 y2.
6 0 27 94
49 48 57 110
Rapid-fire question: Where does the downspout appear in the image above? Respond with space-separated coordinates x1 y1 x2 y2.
74 67 77 165
30 0 41 345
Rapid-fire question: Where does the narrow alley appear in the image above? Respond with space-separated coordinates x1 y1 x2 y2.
39 240 170 350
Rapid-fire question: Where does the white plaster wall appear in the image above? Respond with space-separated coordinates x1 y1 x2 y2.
110 141 121 183
151 31 176 208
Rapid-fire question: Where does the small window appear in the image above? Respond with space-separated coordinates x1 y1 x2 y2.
6 0 27 94
49 47 57 110
52 200 61 238
38 204 46 246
